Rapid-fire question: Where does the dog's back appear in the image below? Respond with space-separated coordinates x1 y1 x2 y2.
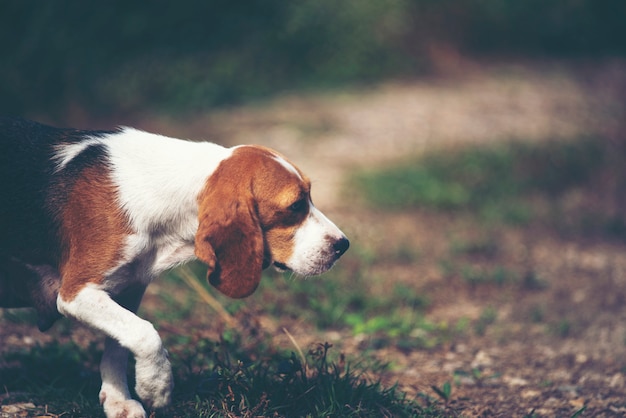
1 118 59 263
0 118 115 263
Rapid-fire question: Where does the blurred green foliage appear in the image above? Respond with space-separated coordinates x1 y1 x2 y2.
353 138 604 209
351 138 626 235
1 0 625 117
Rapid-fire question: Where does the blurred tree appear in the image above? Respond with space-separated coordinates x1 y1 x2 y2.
0 0 624 118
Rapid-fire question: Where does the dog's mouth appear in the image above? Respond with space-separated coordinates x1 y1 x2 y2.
272 261 291 272
263 248 291 272
262 255 291 272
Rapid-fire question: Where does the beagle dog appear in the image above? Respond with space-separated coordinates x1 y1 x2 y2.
0 117 349 418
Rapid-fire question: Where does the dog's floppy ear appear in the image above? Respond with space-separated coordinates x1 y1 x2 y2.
194 174 264 299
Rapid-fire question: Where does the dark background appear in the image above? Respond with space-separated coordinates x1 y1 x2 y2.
2 0 625 120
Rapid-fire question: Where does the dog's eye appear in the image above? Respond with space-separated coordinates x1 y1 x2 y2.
289 199 307 212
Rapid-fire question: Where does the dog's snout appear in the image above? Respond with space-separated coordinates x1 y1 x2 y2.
333 237 350 257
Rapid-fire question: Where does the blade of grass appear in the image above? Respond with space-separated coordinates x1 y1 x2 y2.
177 265 239 330
283 327 308 375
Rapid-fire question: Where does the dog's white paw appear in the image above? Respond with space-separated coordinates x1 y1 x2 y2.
134 348 174 409
102 397 146 418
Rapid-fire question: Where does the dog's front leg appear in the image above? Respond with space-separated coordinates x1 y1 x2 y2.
57 286 173 418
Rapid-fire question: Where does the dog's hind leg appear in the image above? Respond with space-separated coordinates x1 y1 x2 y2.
100 337 147 418
99 285 151 418
24 263 63 331
0 258 62 331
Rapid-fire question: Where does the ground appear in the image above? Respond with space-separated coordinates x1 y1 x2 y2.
2 59 626 417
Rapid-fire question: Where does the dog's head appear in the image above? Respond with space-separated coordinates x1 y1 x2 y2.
194 145 349 298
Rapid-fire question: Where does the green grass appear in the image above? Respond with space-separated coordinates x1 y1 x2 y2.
160 246 440 347
0 342 106 417
0 334 442 417
255 252 463 349
166 340 434 417
350 137 623 234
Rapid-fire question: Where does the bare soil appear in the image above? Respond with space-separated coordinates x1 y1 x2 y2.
3 59 626 417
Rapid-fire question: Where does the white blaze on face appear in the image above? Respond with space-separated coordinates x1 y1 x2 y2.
272 154 303 180
287 203 346 276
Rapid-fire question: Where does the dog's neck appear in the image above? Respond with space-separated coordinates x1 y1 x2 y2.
100 128 233 236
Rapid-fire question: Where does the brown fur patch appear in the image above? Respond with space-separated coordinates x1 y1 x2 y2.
264 227 297 265
58 165 130 301
195 156 264 298
195 145 309 298
243 147 310 266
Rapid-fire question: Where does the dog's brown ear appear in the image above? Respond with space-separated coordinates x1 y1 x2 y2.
195 182 264 299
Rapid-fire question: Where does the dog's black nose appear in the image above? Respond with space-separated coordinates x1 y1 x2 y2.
333 237 350 257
